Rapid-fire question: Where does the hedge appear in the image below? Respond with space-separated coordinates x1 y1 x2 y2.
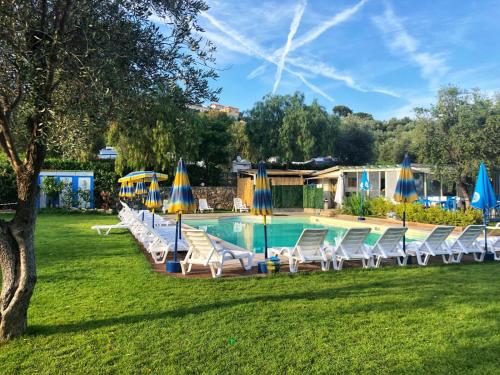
272 185 303 208
342 196 483 227
303 185 323 209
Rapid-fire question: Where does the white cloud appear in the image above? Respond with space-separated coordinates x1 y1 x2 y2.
372 5 449 88
201 11 335 102
273 0 307 93
289 0 368 53
247 64 268 80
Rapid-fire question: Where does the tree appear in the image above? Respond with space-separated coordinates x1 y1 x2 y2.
280 99 338 161
415 86 500 205
113 89 201 175
244 93 296 161
335 116 375 165
228 120 251 160
197 112 232 184
0 0 218 340
332 105 353 117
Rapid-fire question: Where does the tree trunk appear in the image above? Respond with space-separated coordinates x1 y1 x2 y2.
458 179 470 208
0 168 39 341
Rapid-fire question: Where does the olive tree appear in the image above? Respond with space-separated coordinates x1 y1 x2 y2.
0 0 218 340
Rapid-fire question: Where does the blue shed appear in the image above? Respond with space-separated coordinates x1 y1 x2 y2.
37 170 94 209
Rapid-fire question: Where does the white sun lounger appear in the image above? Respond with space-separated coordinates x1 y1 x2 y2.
326 228 372 270
269 228 329 272
91 222 129 235
366 227 408 267
198 198 214 213
405 226 455 265
447 225 485 262
180 229 254 278
233 198 249 213
478 223 500 260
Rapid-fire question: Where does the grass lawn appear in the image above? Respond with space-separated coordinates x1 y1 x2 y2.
1 213 500 374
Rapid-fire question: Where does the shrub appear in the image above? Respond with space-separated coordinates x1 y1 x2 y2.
394 203 482 227
369 196 395 217
341 196 482 227
342 194 365 216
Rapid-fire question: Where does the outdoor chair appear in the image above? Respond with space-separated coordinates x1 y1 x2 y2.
198 198 214 213
404 226 455 265
325 228 372 270
366 227 408 267
233 198 249 213
181 229 254 278
269 228 329 272
446 225 485 262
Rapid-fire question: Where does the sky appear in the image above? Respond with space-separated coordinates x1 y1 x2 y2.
155 0 500 119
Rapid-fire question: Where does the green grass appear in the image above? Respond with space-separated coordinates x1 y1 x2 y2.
1 213 500 374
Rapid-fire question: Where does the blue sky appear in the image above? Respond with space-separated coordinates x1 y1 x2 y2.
156 0 500 119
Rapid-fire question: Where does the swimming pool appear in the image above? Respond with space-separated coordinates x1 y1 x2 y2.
184 216 396 253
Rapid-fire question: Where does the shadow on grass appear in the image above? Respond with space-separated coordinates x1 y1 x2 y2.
27 273 496 338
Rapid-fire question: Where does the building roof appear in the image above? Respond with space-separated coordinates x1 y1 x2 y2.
239 169 313 177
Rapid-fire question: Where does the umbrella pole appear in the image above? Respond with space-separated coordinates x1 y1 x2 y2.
402 203 406 253
152 209 154 228
174 212 180 263
179 212 182 239
484 210 488 253
263 215 268 259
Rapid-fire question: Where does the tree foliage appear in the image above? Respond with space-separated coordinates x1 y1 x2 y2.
415 86 500 202
0 0 219 341
332 105 353 117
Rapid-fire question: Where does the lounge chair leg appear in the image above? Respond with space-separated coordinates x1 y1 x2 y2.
473 252 485 262
289 258 299 273
209 264 217 278
320 260 329 271
442 254 450 264
180 262 186 275
187 264 193 273
336 258 344 271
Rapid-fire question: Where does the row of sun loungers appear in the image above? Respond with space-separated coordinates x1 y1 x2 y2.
271 224 500 273
93 205 500 277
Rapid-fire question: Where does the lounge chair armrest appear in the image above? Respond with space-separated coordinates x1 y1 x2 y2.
269 247 292 256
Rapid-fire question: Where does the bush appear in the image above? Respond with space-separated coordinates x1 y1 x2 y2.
341 195 483 227
342 194 365 216
368 196 395 217
394 203 482 227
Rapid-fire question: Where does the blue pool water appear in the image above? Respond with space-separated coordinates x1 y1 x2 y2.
184 216 384 253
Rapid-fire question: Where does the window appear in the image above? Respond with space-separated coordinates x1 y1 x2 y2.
347 177 357 188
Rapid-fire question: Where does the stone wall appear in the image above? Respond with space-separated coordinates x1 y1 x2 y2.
192 186 236 210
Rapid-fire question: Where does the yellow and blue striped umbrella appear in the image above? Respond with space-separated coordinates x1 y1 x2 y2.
124 182 135 199
394 155 418 203
145 173 162 210
118 171 168 183
118 181 127 198
251 162 273 216
168 159 196 214
394 154 417 252
135 181 147 196
167 159 195 270
251 161 273 258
